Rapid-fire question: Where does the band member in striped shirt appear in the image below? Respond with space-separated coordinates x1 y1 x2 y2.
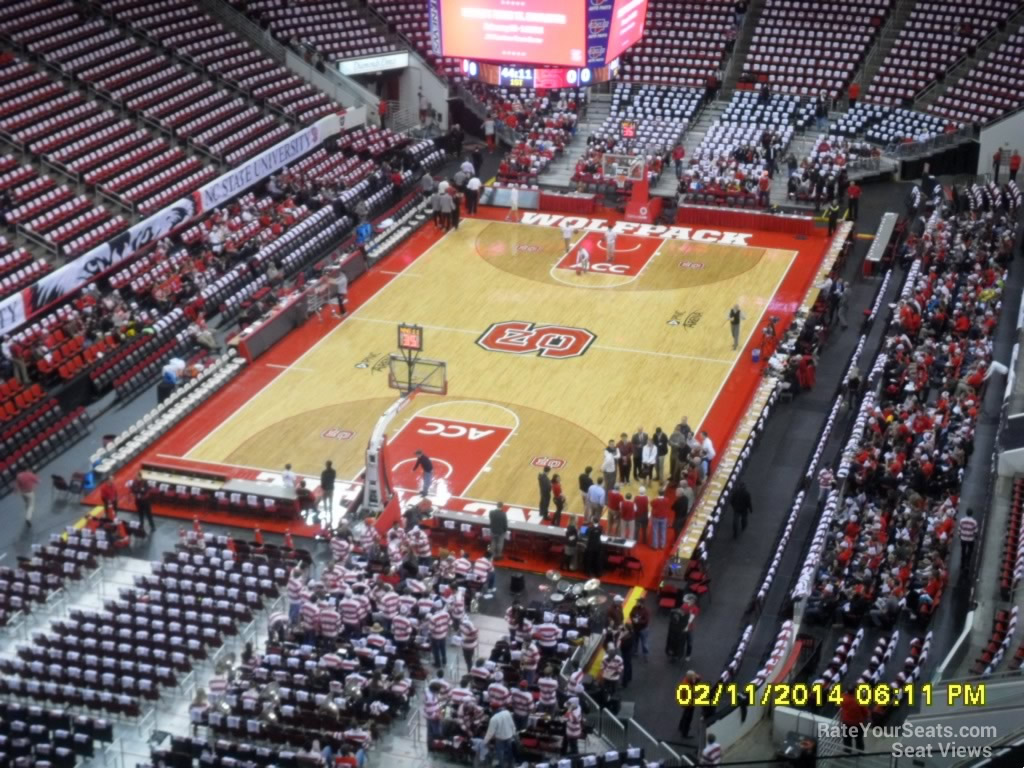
287 565 306 624
359 519 379 557
601 649 624 693
330 532 352 563
318 602 341 644
532 621 561 658
447 587 467 623
470 658 493 684
566 660 586 696
377 584 399 629
424 682 444 742
472 553 496 593
536 668 559 712
958 507 978 568
339 591 362 635
520 640 540 685
459 616 479 669
428 606 451 668
486 679 510 710
409 524 432 562
449 676 476 706
365 622 388 650
453 551 473 581
564 696 583 754
391 613 417 651
299 595 319 643
509 680 534 729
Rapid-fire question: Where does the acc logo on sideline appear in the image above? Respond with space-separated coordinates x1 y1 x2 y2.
476 320 596 359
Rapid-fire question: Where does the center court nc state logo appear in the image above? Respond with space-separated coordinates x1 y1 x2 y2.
476 321 596 359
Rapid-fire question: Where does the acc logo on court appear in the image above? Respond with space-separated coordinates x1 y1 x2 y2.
476 321 596 360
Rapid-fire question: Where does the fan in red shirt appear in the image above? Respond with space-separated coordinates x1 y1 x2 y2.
619 494 636 541
650 492 671 550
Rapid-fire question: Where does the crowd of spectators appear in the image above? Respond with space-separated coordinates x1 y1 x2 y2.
679 126 788 207
803 179 1018 630
210 507 606 764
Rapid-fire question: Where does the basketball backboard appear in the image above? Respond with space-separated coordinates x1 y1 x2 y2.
387 354 448 395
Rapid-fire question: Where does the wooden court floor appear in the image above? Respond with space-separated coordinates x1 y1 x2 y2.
187 217 799 509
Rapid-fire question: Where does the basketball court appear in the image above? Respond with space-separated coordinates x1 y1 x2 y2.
167 210 827 521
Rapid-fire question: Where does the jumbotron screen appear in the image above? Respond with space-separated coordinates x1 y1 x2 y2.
428 0 648 68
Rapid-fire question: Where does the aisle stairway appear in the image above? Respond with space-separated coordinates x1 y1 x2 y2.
537 94 611 189
650 100 728 198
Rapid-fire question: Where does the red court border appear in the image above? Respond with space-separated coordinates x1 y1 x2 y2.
90 204 830 569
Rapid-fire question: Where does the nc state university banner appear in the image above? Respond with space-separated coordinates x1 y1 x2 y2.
0 116 342 335
0 198 194 334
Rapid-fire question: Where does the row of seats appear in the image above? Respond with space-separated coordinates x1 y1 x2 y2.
107 0 334 124
0 702 114 768
969 607 1018 676
619 0 735 88
865 0 1020 105
999 477 1024 600
928 28 1024 126
0 404 90 498
232 0 397 61
89 308 188 390
91 351 247 476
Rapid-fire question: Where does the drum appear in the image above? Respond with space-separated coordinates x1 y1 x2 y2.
550 593 565 604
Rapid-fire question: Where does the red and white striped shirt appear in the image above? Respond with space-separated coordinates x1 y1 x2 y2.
320 653 343 669
448 592 466 621
424 691 442 720
454 557 473 577
958 515 978 542
449 686 475 705
532 622 560 648
330 537 352 561
601 654 623 682
702 741 722 765
359 526 379 552
318 606 341 636
429 609 451 639
339 597 361 627
565 705 583 737
287 577 304 603
568 668 585 694
472 558 494 583
379 591 399 618
410 528 432 558
537 676 558 705
300 601 319 630
460 619 479 649
391 614 416 642
397 594 417 615
486 682 509 708
366 632 388 650
417 596 437 616
521 643 540 671
510 688 534 717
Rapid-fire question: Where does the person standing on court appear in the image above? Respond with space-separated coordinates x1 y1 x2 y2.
489 502 508 560
438 188 454 230
641 437 657 482
466 174 481 214
728 304 744 350
505 184 519 222
634 486 649 545
561 222 575 252
538 465 552 520
616 432 633 485
992 148 1002 182
630 426 648 481
551 473 565 526
730 480 752 537
578 466 594 517
604 228 617 262
587 477 607 523
333 267 348 316
672 484 690 544
430 188 443 228
653 427 669 481
15 466 38 526
957 508 978 570
320 460 336 512
450 186 462 230
483 115 496 152
1010 149 1021 182
601 441 619 491
650 489 670 549
414 450 433 497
